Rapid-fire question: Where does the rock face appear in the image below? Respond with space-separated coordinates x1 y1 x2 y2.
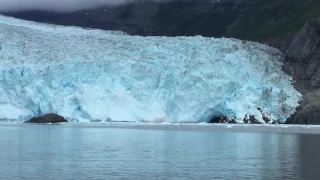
208 116 237 123
281 18 320 124
208 108 280 124
286 90 320 124
242 113 262 124
286 18 320 64
282 18 320 91
257 108 280 124
25 114 68 123
262 33 296 54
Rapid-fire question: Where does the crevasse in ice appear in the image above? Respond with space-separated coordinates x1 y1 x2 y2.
0 15 301 122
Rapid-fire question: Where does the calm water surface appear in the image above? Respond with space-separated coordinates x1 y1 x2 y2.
1 124 320 180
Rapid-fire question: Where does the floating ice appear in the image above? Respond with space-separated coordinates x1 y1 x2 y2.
0 15 301 123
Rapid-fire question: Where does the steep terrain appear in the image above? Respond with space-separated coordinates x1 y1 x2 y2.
3 0 320 42
282 18 320 124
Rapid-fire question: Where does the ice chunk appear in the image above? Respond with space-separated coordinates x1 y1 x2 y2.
0 15 301 123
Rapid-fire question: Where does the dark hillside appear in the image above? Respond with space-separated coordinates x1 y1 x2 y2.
3 0 320 41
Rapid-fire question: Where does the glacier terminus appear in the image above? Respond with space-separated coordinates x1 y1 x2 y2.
0 15 301 123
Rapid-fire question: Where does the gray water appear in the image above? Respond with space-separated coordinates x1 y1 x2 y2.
1 124 320 180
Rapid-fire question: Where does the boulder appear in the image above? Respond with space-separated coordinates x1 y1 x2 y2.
25 113 68 123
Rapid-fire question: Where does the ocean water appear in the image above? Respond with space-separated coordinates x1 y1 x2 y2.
1 124 320 180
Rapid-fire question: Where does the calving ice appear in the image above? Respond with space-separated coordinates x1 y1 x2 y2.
0 15 301 123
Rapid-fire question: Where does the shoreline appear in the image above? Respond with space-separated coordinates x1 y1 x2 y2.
1 122 320 134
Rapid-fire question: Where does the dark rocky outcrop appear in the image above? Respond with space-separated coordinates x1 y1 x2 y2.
25 113 68 124
282 18 320 92
207 107 282 124
286 18 320 64
208 116 237 123
257 108 280 124
286 90 320 124
262 33 296 54
242 113 262 124
281 18 320 124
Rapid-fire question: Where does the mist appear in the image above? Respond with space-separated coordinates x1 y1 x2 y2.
0 0 172 13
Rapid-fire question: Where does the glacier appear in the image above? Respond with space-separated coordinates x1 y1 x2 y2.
0 15 301 123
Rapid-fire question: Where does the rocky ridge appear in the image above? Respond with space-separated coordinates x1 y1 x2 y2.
25 114 68 124
269 18 320 124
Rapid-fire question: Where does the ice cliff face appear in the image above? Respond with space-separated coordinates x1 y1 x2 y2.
0 15 301 123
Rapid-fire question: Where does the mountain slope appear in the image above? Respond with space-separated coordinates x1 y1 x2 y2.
229 0 320 40
3 0 320 41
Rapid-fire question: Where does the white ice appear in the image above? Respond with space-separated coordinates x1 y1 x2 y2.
0 15 301 123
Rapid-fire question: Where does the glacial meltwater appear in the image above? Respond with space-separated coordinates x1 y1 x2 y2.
1 124 320 179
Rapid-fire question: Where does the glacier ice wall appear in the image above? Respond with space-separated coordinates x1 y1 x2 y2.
0 15 301 123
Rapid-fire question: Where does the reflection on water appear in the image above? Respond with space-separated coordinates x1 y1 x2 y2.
0 124 319 179
298 135 320 180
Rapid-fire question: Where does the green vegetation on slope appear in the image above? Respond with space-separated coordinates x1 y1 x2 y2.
229 0 320 40
151 0 320 41
151 1 238 37
4 0 320 41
